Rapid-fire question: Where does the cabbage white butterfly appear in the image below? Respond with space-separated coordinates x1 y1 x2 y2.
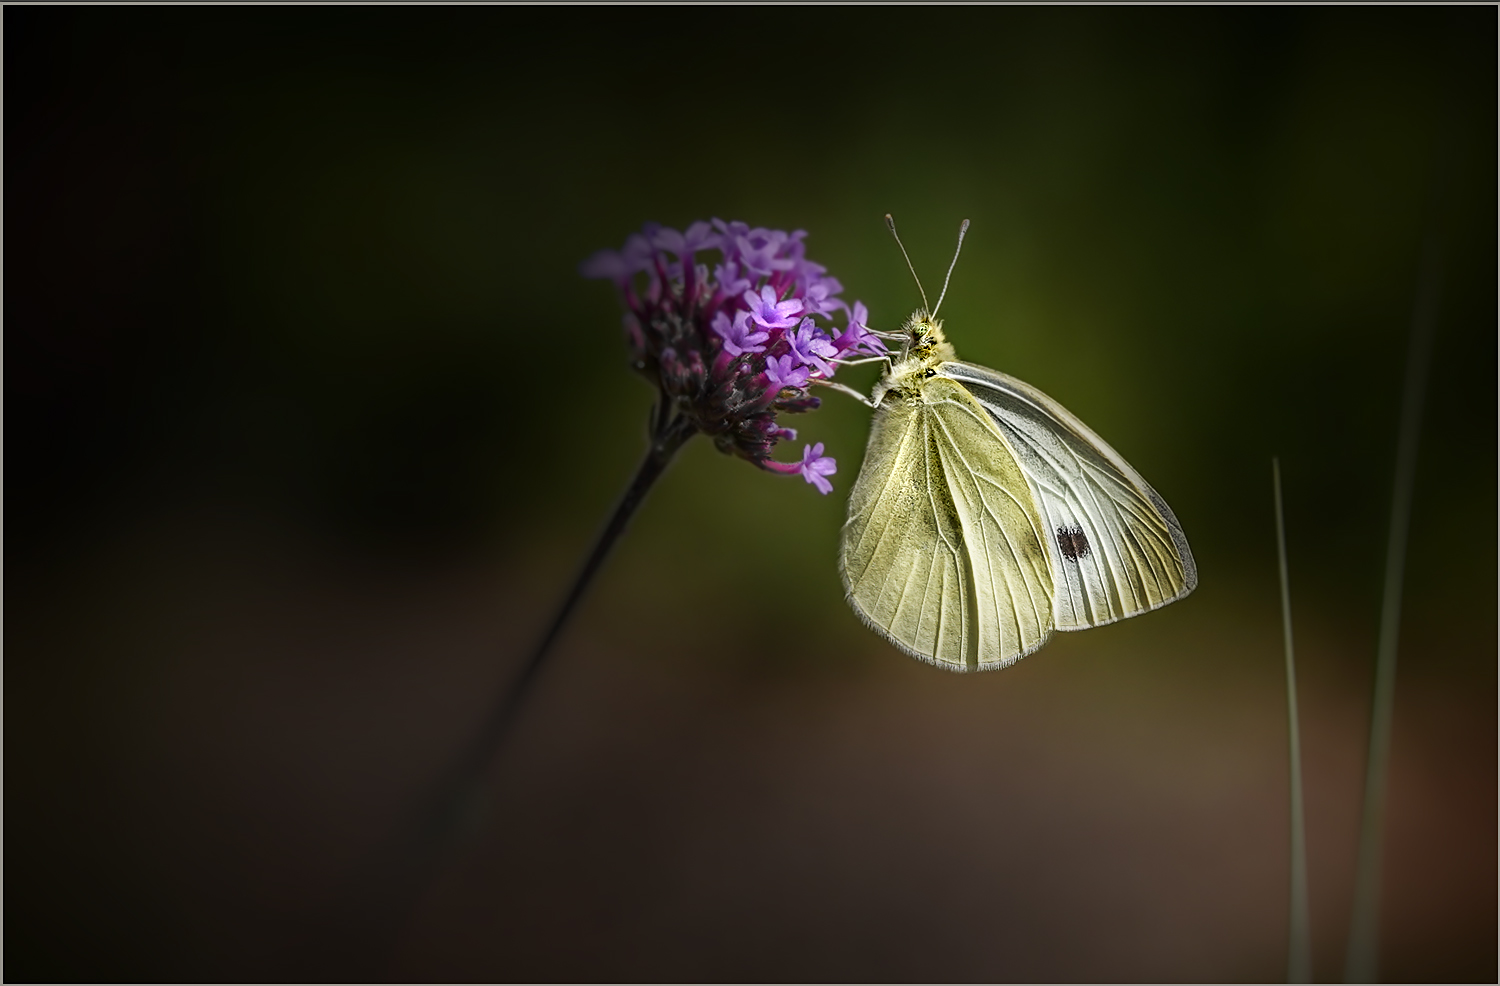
838 218 1197 671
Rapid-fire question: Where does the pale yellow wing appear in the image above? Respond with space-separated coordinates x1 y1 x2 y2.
840 379 1055 671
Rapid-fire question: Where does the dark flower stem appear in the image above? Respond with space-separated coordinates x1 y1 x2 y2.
428 400 697 848
515 408 697 714
312 400 695 978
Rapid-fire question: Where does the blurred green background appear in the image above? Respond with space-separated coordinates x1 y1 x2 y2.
8 7 1494 982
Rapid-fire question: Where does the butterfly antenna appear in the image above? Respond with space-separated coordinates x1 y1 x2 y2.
931 219 970 318
885 214 930 312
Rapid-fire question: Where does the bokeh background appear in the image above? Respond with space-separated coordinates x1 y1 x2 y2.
8 7 1495 982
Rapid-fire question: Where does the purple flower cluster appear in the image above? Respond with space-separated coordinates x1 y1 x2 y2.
582 220 887 494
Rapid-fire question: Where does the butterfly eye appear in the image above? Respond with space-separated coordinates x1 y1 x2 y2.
923 368 937 379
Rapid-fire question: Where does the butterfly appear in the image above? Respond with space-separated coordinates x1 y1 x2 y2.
838 218 1197 671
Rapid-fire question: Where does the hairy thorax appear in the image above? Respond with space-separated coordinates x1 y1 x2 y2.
871 310 959 407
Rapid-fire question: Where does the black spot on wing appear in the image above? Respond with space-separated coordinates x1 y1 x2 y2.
1057 525 1090 562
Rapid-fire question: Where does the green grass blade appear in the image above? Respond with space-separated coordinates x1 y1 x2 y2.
1274 457 1311 984
1343 233 1443 984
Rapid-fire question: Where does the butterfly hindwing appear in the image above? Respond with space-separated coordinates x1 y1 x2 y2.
939 361 1198 631
840 378 1055 670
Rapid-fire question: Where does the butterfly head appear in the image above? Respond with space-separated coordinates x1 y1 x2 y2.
872 310 958 405
901 309 956 364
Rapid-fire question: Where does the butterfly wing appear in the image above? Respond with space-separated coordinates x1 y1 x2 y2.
840 378 1055 671
939 361 1197 630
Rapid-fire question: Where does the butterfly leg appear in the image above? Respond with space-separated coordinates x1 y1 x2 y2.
811 378 878 407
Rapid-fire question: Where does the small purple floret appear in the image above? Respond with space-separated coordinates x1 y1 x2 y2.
651 221 719 259
713 260 751 297
833 301 886 357
798 442 837 495
743 285 804 331
733 229 797 278
712 310 770 356
786 318 839 376
800 275 844 318
764 354 811 390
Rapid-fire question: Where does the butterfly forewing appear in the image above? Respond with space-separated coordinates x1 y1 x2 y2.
841 379 1055 670
939 361 1198 631
841 399 973 666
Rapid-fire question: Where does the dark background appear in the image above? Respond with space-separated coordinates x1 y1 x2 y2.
7 7 1495 982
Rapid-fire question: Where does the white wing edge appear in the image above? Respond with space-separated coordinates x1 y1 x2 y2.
940 360 1199 622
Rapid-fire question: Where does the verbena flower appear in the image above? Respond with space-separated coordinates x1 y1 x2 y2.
583 219 884 494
